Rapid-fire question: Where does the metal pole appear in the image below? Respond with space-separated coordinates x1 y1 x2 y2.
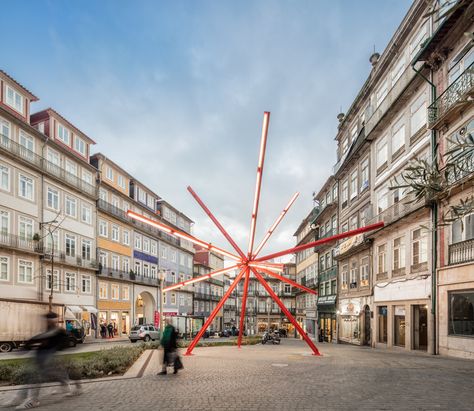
267 298 270 333
237 268 250 347
159 272 164 337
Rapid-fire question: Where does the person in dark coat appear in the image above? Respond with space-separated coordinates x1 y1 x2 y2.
107 322 114 338
158 319 182 375
100 323 107 339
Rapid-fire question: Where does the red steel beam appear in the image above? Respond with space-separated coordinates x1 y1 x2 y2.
185 268 246 356
248 111 270 256
252 192 299 258
251 268 321 356
237 268 251 348
127 210 240 261
163 264 241 292
187 186 247 260
257 266 317 295
255 222 384 262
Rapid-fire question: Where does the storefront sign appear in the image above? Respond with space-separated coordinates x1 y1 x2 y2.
340 300 361 316
154 311 160 327
338 234 364 256
133 250 159 265
164 311 178 317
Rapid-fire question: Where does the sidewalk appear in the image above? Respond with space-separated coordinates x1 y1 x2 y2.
84 336 129 344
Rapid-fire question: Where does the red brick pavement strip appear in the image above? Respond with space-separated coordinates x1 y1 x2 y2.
1 340 473 410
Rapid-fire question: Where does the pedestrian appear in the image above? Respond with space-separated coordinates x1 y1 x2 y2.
100 323 107 339
107 322 114 338
158 319 183 375
7 312 82 409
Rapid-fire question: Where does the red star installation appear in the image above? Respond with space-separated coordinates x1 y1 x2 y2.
127 112 383 356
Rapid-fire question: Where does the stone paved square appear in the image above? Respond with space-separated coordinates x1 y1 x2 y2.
2 340 473 410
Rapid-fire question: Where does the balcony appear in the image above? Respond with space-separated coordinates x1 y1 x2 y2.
0 134 96 198
368 195 425 230
319 266 337 283
305 277 318 289
428 62 474 128
99 267 158 286
42 247 98 270
0 232 42 254
98 200 180 246
449 239 474 265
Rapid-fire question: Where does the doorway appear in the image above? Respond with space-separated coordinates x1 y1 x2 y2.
363 305 371 346
413 305 428 351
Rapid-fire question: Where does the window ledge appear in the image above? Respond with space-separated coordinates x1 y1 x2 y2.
376 163 388 175
391 147 405 162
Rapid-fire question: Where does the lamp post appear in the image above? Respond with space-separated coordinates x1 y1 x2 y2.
267 297 271 332
39 219 58 312
158 270 166 337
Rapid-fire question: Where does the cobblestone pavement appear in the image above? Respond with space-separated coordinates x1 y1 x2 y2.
1 339 473 410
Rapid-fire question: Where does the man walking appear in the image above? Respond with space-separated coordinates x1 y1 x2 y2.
158 319 182 375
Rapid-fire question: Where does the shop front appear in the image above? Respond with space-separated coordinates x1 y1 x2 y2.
305 309 317 339
338 299 361 345
97 300 132 337
317 295 337 342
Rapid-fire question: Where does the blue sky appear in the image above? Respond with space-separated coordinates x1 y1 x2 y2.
3 0 412 258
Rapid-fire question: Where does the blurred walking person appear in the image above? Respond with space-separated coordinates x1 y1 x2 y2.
158 319 182 375
6 312 82 409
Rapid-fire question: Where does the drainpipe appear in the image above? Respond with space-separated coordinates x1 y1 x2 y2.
411 61 437 355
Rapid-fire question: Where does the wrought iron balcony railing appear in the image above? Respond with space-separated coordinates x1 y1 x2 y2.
0 232 42 254
429 62 474 128
319 266 337 283
449 238 474 265
0 134 96 197
368 194 424 229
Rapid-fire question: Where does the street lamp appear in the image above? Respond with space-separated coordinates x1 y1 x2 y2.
39 219 58 312
267 297 271 333
158 269 167 337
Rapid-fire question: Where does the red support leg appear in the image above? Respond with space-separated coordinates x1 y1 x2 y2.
237 268 250 348
187 186 247 260
250 268 321 356
257 267 317 295
185 268 246 356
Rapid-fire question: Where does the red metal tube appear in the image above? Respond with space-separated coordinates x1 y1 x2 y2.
185 268 246 355
237 268 251 348
255 222 384 262
251 268 321 356
187 186 247 259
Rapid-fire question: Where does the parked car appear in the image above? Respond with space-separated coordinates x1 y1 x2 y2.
219 329 232 337
192 329 210 339
65 319 86 347
129 325 160 343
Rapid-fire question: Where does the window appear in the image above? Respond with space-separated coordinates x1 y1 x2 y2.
0 211 9 235
65 196 77 217
135 234 142 250
161 246 167 259
18 259 33 283
448 291 474 336
57 124 71 145
0 164 9 191
147 196 155 210
377 187 389 214
341 222 348 233
47 187 59 210
171 250 176 262
99 282 108 299
82 275 91 293
350 170 358 199
349 215 358 231
341 264 348 289
19 131 34 159
19 216 33 240
171 293 177 305
99 189 107 202
123 201 130 213
105 166 113 181
448 44 474 85
284 283 291 294
151 265 157 279
111 284 119 300
376 137 388 170
143 264 150 277
111 195 119 208
138 188 146 204
122 285 130 300
360 158 369 191
360 256 369 286
332 184 338 200
99 220 108 237
134 261 141 275
393 236 406 271
151 241 157 256
112 225 119 242
99 251 108 269
65 234 76 257
81 205 92 224
65 272 76 292
47 148 60 166
82 170 93 185
65 160 77 176
410 94 426 136
74 136 86 156
5 85 24 114
341 180 348 206
46 269 60 291
377 244 386 274
410 24 427 60
117 175 126 190
0 257 9 281
123 258 130 273
350 261 357 286
392 119 405 155
341 137 349 154
391 55 406 85
412 228 428 266
376 79 388 107
123 230 130 245
82 239 91 260
45 230 59 252
19 174 34 200
143 238 150 253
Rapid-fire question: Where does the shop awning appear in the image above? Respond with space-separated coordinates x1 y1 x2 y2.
81 306 98 313
317 295 336 306
67 305 83 313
